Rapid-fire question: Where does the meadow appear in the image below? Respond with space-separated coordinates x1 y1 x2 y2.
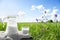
0 22 60 40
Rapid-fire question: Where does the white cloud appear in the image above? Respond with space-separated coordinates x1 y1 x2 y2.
36 5 44 10
31 5 45 11
16 10 26 22
52 8 58 14
17 10 26 17
30 5 36 11
31 5 50 13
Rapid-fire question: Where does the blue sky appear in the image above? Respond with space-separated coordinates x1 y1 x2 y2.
0 0 60 22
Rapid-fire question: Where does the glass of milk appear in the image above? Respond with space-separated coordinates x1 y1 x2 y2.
22 27 29 35
5 18 18 35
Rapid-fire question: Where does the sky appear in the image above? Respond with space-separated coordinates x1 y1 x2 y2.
0 0 60 22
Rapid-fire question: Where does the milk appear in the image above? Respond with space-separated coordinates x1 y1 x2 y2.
5 18 18 35
22 27 29 34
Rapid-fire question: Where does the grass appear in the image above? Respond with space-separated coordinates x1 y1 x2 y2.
0 22 60 40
